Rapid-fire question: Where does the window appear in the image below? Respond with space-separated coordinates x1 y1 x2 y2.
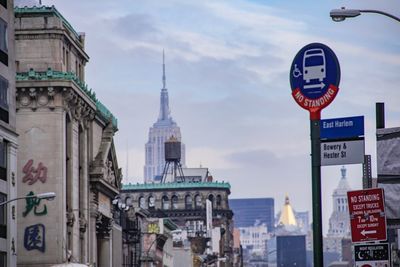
125 197 132 207
0 18 7 66
0 0 6 9
195 194 202 209
0 76 8 123
208 194 214 208
0 193 6 238
138 197 146 209
0 252 5 267
148 196 155 209
216 195 222 208
171 195 178 210
185 195 192 209
162 196 169 210
0 142 5 181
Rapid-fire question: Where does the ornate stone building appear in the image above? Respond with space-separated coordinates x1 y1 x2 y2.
324 166 351 259
121 181 234 266
14 5 121 267
0 1 18 266
144 52 185 182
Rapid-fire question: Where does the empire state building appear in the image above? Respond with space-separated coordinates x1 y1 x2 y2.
144 52 186 182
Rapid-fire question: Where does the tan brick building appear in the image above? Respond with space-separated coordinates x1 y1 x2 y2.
14 5 121 267
0 0 18 266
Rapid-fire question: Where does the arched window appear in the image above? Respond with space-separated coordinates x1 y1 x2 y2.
195 194 202 209
171 195 179 210
185 195 193 209
139 196 146 209
216 195 222 208
125 197 132 207
148 195 155 209
208 194 214 208
162 196 169 210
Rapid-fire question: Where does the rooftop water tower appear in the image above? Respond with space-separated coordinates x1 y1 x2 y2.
161 136 185 182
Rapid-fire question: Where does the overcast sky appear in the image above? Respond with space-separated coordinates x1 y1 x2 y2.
16 0 400 235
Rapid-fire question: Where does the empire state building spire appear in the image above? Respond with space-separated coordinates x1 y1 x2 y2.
158 50 171 121
162 49 166 89
144 50 186 182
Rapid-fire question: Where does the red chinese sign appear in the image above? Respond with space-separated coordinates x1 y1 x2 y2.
22 159 48 185
347 188 387 243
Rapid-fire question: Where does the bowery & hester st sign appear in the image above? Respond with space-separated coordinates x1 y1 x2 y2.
320 116 365 166
347 188 387 243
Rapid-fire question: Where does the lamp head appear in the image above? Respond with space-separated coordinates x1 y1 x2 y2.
330 7 361 22
36 192 56 201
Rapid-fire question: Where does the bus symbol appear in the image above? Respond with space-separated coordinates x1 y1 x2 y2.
303 48 326 83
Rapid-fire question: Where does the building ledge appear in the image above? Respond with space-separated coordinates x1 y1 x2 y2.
16 68 118 128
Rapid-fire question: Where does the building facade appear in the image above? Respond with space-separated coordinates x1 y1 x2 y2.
144 53 185 182
14 5 121 266
239 223 268 254
327 166 351 238
229 198 274 232
324 166 351 261
0 1 18 266
121 181 234 266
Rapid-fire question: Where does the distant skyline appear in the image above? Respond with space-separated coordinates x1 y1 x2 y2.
16 0 400 235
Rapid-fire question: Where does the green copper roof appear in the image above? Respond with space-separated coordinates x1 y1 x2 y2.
122 181 231 191
15 5 80 40
16 68 118 128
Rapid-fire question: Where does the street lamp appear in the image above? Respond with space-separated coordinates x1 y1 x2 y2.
0 192 56 207
330 7 400 23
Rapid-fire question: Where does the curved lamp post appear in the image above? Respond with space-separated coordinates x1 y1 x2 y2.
330 7 400 23
0 192 56 207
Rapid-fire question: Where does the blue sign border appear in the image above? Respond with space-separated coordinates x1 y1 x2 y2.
320 116 364 139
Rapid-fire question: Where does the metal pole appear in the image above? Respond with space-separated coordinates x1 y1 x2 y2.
310 118 323 266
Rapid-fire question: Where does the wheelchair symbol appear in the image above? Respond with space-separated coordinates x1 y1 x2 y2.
292 64 302 78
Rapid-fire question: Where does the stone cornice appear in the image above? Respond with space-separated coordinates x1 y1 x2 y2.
16 69 118 129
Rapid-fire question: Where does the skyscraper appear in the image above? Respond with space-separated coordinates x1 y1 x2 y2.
144 52 185 182
229 198 275 231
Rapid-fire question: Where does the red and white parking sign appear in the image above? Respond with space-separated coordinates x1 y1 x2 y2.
347 188 387 243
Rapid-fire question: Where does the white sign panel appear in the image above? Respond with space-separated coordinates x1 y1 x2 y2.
321 139 364 166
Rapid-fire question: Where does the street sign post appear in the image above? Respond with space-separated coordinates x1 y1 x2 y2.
354 243 390 267
290 43 340 267
347 188 387 243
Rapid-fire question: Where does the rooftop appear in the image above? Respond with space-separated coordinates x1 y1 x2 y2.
14 5 81 40
16 68 118 128
122 181 231 191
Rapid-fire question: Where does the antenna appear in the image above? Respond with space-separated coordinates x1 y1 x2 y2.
125 140 129 179
162 50 166 89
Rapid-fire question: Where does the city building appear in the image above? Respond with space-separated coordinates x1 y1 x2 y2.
0 1 18 266
324 166 351 264
276 235 307 267
144 53 185 182
295 211 310 234
14 5 121 266
239 223 268 254
327 166 351 238
229 198 274 232
274 195 308 267
121 180 234 266
375 102 400 266
276 195 300 234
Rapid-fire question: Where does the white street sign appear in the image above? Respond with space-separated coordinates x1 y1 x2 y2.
321 139 364 166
